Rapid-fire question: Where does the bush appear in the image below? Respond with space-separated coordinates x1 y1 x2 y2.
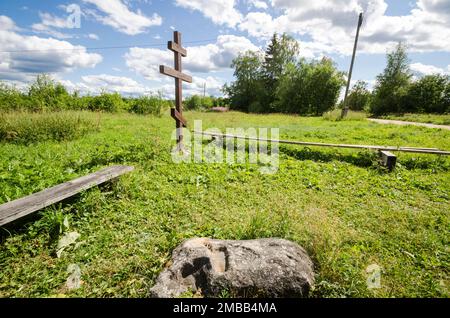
0 82 28 111
0 111 97 144
28 74 71 111
323 109 367 121
345 80 372 111
184 95 215 111
404 75 449 113
275 58 345 115
128 95 169 116
87 92 124 112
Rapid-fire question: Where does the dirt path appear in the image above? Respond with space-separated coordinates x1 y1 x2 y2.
368 118 450 131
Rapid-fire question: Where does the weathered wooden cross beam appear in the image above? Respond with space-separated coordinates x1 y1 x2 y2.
160 31 192 150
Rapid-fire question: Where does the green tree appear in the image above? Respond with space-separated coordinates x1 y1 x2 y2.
275 58 345 115
223 51 265 112
370 42 412 115
28 74 71 111
405 74 449 113
262 33 300 111
346 80 372 111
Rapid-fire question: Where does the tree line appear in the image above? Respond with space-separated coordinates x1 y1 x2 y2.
223 34 449 116
0 75 170 115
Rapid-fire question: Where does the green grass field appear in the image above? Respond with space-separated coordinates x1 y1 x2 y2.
0 111 449 298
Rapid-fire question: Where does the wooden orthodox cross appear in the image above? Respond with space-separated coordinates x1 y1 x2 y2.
159 31 192 150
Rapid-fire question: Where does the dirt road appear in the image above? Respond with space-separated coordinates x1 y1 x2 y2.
368 118 450 131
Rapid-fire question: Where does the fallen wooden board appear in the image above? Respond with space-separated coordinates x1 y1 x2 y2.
0 165 134 227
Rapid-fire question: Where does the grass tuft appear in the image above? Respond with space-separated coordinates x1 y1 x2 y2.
0 111 99 144
323 109 368 121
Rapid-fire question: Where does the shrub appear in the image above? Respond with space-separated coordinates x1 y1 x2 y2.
184 95 216 111
323 109 367 121
275 58 345 115
128 95 169 116
87 92 124 112
28 74 71 111
404 75 449 113
345 80 372 111
0 111 97 144
0 82 28 111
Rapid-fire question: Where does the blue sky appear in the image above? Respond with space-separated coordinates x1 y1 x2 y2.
1 0 449 98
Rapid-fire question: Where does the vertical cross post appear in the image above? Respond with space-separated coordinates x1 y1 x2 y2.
160 31 192 150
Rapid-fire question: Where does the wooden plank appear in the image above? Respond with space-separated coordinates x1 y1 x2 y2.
159 65 192 83
168 41 187 57
379 150 397 171
0 165 134 226
193 130 450 155
171 108 187 127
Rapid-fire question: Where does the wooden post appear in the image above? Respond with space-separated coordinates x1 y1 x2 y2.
341 12 363 119
160 31 192 150
379 150 397 171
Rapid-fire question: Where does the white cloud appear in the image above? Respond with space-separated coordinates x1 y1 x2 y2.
125 35 260 80
0 15 102 82
146 75 225 99
83 0 162 35
175 0 242 28
31 11 75 39
87 33 99 40
238 12 278 39
410 62 449 76
80 74 147 94
239 0 450 56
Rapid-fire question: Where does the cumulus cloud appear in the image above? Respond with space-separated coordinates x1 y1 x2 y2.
31 10 79 39
83 0 162 35
175 0 242 28
0 15 102 82
410 62 449 76
125 35 260 80
238 0 450 56
80 74 147 94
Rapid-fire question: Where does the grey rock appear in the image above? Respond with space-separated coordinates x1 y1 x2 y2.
150 238 314 298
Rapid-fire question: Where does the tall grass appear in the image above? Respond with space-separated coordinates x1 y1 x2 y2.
127 95 171 116
322 109 368 121
0 111 99 144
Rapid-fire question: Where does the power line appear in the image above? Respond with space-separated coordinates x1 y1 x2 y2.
0 38 217 53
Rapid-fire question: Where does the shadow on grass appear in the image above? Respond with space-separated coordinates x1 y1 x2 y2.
279 145 379 168
0 182 119 243
280 145 449 171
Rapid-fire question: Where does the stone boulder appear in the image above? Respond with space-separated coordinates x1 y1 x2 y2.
150 238 314 298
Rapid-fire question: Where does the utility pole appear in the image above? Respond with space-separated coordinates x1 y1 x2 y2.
203 82 206 98
341 12 363 118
